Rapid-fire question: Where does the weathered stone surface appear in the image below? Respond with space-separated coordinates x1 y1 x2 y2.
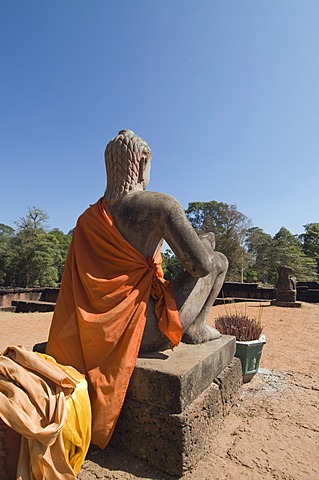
276 291 297 302
0 287 59 308
0 306 16 312
0 420 21 479
213 357 243 415
271 300 302 308
111 358 242 477
129 335 235 413
275 265 297 303
11 300 56 313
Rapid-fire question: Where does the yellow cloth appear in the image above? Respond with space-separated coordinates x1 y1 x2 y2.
38 353 91 475
0 346 91 479
46 198 182 448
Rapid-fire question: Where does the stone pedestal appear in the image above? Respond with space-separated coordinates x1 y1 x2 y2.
0 420 21 480
271 300 302 308
110 336 242 476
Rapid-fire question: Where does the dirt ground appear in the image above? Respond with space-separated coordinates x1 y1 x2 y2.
0 301 318 479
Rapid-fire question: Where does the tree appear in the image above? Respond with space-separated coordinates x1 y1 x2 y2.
5 230 61 287
272 227 317 282
15 206 48 233
245 226 318 284
0 224 15 285
162 249 184 281
49 228 72 279
3 208 63 287
300 223 319 274
185 201 251 281
0 224 15 237
245 227 274 284
1 209 74 287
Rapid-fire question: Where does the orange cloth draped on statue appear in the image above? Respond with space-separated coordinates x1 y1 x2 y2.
46 197 182 448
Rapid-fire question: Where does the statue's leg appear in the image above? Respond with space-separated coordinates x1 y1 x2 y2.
139 251 228 353
139 296 172 353
173 252 228 344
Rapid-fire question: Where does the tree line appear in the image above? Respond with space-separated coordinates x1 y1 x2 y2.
1 203 319 287
162 201 319 285
0 207 73 287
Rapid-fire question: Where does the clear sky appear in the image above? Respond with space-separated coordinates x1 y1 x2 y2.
1 1 318 237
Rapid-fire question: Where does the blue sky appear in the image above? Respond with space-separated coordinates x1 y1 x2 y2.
1 1 319 238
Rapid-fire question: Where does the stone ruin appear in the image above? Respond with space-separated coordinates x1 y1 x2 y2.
271 265 301 308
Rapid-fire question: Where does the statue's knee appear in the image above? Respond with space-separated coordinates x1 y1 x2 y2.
200 232 216 251
216 252 228 275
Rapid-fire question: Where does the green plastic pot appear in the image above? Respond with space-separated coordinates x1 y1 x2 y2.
235 334 266 383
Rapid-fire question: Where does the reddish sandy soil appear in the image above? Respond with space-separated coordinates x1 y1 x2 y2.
207 301 319 375
1 302 318 479
0 310 53 352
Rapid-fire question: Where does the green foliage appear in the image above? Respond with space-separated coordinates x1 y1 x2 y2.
0 223 15 284
242 259 258 283
245 227 275 284
2 204 319 288
6 232 61 287
15 206 49 232
49 228 72 278
185 201 251 281
0 208 71 287
245 226 318 284
0 224 15 237
159 204 319 285
300 223 319 274
162 249 184 281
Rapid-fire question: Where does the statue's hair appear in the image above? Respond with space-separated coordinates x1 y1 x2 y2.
104 130 152 200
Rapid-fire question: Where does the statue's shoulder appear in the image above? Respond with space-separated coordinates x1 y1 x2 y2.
121 191 182 212
147 190 181 206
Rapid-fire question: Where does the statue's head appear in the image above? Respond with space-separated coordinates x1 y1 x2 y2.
277 265 294 276
104 130 152 200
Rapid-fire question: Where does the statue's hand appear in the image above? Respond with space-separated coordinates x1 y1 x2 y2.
199 232 216 251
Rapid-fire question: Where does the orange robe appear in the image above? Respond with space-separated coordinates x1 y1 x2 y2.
46 198 182 448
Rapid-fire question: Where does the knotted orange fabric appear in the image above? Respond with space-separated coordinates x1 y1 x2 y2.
46 197 182 448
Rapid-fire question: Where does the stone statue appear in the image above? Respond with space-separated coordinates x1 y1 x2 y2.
46 129 229 449
275 265 297 303
104 129 228 352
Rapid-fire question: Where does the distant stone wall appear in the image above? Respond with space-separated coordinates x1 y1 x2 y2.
1 283 276 309
1 281 318 309
296 282 319 303
220 281 319 304
0 288 59 307
219 282 276 301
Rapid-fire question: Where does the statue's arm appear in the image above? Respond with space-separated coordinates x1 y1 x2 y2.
159 195 213 278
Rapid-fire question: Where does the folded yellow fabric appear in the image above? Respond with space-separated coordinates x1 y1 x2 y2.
38 353 91 475
0 346 91 479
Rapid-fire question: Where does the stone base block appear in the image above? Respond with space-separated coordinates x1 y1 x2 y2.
11 300 56 313
129 335 236 413
271 300 302 308
111 339 242 477
0 306 16 312
0 420 21 480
